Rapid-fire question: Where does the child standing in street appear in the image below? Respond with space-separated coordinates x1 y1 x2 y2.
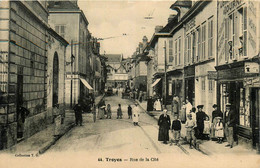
117 104 122 119
171 114 181 145
128 105 132 119
185 114 197 149
215 117 224 143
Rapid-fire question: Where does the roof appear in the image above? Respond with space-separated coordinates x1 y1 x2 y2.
48 1 79 10
104 54 122 63
170 0 192 10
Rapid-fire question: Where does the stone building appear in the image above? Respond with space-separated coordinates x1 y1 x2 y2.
48 0 92 107
0 0 67 149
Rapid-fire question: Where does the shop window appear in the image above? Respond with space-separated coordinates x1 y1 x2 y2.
239 88 250 127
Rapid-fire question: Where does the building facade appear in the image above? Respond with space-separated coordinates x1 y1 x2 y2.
0 0 67 149
48 1 92 107
216 0 260 150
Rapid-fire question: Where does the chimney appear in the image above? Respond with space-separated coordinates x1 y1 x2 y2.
168 14 177 23
155 25 163 33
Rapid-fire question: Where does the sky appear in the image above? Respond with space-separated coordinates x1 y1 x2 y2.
78 0 176 58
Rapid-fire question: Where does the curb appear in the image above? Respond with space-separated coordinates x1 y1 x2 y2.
38 123 75 154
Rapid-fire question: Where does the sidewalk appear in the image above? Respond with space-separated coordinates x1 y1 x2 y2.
1 94 105 156
136 99 257 155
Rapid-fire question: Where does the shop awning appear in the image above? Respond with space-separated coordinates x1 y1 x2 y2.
151 78 161 87
80 78 93 90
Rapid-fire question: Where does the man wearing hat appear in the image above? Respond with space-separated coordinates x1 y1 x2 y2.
223 103 236 148
196 105 209 139
211 104 223 139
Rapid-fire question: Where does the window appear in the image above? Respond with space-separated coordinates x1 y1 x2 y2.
238 7 247 57
208 18 214 58
209 80 214 92
187 34 191 64
184 36 187 65
197 27 201 62
169 40 173 63
201 23 206 60
201 77 206 91
175 40 178 66
178 38 181 65
55 25 66 38
192 31 196 63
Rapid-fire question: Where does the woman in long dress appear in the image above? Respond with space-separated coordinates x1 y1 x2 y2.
132 103 139 126
154 99 162 111
158 109 171 144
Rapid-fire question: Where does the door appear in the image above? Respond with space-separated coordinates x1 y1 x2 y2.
17 73 23 138
251 88 259 149
53 52 59 106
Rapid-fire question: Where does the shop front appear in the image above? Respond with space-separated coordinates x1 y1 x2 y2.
184 65 195 105
217 59 260 151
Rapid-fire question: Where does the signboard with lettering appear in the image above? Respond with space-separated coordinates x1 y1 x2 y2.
244 62 259 73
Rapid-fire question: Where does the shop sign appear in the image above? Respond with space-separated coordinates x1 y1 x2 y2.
244 62 259 73
208 71 217 80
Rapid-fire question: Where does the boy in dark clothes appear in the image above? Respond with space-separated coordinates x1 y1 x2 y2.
171 114 182 145
128 105 132 119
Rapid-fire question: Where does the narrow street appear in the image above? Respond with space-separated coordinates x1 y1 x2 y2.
46 95 204 157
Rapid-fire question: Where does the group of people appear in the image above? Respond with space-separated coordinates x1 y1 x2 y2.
158 101 237 149
73 99 141 126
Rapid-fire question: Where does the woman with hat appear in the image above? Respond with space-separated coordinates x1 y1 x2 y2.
196 105 209 139
211 104 223 139
158 108 171 144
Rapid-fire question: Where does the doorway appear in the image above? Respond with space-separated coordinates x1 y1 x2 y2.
53 52 59 106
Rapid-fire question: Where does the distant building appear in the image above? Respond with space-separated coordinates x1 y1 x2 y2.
104 54 128 88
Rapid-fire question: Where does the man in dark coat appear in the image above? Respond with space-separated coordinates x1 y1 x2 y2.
196 105 209 139
17 106 30 138
73 103 83 126
158 109 171 144
223 103 236 148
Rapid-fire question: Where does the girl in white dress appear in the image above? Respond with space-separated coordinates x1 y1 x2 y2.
215 117 224 144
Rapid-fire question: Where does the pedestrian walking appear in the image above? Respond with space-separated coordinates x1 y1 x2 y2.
196 105 209 139
224 103 236 148
98 105 106 119
106 104 112 119
171 114 181 145
132 102 139 126
172 95 179 116
117 104 122 119
211 104 223 139
73 102 83 126
215 117 224 144
180 101 186 123
158 109 171 144
92 104 96 123
128 105 132 119
185 114 197 149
